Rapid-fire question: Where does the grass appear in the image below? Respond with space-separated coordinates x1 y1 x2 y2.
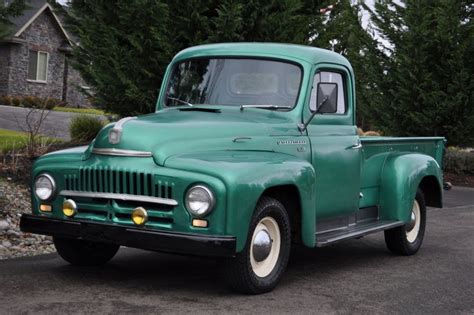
52 106 106 115
0 128 61 154
0 129 28 153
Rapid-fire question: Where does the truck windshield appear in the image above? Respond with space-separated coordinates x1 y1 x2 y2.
164 58 302 109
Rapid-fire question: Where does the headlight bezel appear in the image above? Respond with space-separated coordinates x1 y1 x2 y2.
185 185 216 218
34 173 56 201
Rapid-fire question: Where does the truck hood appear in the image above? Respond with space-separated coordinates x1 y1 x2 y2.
92 107 300 165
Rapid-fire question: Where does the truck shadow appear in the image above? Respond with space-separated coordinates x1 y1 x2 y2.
49 235 397 295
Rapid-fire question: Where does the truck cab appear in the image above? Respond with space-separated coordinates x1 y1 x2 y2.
20 43 444 294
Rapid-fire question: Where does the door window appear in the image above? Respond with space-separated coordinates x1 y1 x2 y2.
310 71 346 113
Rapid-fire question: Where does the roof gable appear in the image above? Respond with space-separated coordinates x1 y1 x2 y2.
8 0 72 44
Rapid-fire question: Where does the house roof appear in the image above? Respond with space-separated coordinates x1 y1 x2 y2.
6 0 72 44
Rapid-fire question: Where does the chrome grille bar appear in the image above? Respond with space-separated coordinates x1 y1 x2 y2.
60 190 178 206
92 148 152 157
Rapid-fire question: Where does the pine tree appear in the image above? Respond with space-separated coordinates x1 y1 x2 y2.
309 0 384 130
67 0 173 117
209 0 244 42
370 0 474 145
66 0 310 116
0 0 26 39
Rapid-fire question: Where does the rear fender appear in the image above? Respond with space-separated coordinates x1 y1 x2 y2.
379 153 443 222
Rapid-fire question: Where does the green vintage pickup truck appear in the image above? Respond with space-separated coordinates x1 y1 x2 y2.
20 43 445 294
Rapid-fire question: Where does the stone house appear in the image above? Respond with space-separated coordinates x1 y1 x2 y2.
0 0 90 107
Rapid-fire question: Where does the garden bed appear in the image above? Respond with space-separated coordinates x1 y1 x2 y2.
0 178 55 260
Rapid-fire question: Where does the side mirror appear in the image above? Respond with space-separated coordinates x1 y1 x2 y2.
316 83 338 114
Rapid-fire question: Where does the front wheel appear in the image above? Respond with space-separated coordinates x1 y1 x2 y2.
224 197 291 294
53 237 120 266
384 189 426 255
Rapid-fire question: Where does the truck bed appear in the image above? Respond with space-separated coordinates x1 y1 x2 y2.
359 136 445 209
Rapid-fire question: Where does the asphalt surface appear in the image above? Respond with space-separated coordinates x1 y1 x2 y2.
0 188 473 314
0 105 106 140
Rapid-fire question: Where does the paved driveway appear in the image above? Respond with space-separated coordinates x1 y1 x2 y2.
0 105 106 140
0 188 473 314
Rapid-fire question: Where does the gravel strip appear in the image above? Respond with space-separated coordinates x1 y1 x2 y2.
0 178 55 260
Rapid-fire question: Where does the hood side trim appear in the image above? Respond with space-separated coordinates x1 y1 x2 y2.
92 148 152 157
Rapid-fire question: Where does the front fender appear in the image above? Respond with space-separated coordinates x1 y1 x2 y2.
379 153 443 222
165 151 316 251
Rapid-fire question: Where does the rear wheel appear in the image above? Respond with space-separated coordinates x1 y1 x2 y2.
53 237 120 266
385 189 426 255
225 197 291 294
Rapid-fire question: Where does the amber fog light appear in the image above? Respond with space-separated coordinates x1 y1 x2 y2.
192 219 208 228
63 199 77 217
132 207 148 225
40 204 52 212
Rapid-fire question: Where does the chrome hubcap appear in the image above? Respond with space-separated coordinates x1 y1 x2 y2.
406 200 421 243
406 210 417 231
252 230 272 262
250 217 281 278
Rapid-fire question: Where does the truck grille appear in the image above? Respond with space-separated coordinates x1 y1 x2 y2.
64 167 174 199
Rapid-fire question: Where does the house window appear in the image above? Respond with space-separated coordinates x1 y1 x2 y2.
28 51 48 82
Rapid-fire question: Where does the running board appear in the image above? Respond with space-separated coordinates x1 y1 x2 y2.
315 220 404 247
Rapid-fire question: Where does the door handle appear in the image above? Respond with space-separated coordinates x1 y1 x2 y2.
349 142 362 149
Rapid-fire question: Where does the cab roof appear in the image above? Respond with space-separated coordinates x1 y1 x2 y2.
173 42 352 69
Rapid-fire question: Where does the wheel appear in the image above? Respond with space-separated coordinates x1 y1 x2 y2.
53 237 120 266
384 189 426 255
225 196 291 294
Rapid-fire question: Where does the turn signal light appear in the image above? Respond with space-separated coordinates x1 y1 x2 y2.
192 219 208 228
62 199 77 217
132 207 148 225
40 204 52 212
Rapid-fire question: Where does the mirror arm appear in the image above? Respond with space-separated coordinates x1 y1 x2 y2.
298 96 328 132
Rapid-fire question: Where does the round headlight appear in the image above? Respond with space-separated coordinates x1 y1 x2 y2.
34 174 55 201
185 185 215 217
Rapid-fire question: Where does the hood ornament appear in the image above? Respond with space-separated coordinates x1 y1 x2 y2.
108 116 137 144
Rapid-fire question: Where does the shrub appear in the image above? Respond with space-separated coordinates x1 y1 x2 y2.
444 147 474 175
44 98 60 110
357 127 382 136
363 131 382 136
11 96 21 107
70 115 106 142
0 95 12 105
21 96 36 108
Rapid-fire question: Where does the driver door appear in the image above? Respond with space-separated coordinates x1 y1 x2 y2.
306 66 361 221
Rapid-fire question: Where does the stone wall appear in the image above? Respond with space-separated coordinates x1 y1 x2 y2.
8 10 66 100
66 64 92 108
2 9 92 107
0 45 10 95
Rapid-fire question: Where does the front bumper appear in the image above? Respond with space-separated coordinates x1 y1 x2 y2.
20 214 236 257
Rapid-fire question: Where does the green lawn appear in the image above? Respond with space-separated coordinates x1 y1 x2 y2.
52 106 106 115
0 129 61 154
0 129 28 153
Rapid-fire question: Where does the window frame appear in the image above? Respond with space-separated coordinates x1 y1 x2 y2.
27 50 49 83
309 70 348 115
161 56 304 111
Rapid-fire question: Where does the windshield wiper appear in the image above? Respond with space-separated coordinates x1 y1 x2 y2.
167 96 193 107
240 104 293 111
178 107 221 113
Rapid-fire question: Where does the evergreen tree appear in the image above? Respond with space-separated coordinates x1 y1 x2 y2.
66 0 310 116
0 0 26 39
370 0 474 145
309 0 384 130
67 0 173 116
